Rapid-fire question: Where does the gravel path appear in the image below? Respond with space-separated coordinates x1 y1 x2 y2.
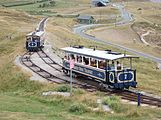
140 31 150 45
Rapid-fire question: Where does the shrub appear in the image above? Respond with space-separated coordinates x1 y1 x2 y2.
69 103 87 114
102 96 121 112
50 1 56 6
56 14 63 18
55 85 69 92
73 88 85 95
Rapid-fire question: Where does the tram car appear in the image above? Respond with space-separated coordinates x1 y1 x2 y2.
26 31 45 52
61 46 138 89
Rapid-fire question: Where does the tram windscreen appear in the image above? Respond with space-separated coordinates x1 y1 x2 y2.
26 37 31 41
32 36 40 41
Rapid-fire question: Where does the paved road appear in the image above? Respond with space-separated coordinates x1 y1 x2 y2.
73 3 161 69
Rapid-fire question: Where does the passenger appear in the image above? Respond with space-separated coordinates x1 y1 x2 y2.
117 61 121 70
90 60 94 67
99 61 105 69
111 61 115 70
85 59 89 65
64 55 67 60
71 54 74 59
91 59 96 67
67 55 70 60
94 60 97 67
78 56 82 63
76 55 79 63
106 65 111 70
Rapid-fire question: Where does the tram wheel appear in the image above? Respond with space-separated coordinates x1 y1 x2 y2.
98 82 104 91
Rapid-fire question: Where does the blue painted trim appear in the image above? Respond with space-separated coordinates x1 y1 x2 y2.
63 61 106 81
111 81 137 89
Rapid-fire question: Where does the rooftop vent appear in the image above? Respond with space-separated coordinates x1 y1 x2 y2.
72 45 84 49
105 49 112 52
108 51 121 55
36 28 39 32
32 31 36 35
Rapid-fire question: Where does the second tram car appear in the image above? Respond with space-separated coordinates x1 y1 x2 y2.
26 31 45 52
61 46 138 89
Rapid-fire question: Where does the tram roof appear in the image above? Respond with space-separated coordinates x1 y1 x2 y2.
61 47 138 60
27 31 44 37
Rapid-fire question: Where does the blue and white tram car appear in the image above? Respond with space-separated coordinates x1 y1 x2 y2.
61 46 138 89
26 31 45 52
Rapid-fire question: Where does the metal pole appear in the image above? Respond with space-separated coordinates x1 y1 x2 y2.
130 58 132 69
115 16 117 27
137 92 141 107
70 69 73 96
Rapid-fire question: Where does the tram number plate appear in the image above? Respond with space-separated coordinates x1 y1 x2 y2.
28 42 37 47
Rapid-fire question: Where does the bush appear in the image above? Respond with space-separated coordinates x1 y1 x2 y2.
102 96 121 112
73 88 85 95
56 14 63 18
56 85 69 92
69 103 87 114
50 1 56 6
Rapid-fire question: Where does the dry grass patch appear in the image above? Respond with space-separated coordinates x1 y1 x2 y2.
75 6 119 15
124 1 161 24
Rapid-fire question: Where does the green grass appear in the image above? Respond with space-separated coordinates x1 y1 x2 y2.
0 92 161 120
1 1 35 7
0 0 51 7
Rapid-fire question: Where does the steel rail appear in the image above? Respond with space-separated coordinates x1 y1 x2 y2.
21 52 97 91
36 51 62 72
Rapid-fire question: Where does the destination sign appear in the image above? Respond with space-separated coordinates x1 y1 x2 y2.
64 61 105 80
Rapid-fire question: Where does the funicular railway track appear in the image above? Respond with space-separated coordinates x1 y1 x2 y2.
36 50 62 72
111 90 161 107
21 51 98 91
21 51 161 107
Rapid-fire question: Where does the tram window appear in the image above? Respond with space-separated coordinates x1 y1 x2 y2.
83 56 89 65
33 37 39 41
117 61 121 70
77 56 82 63
64 55 67 60
98 60 106 69
26 37 31 41
90 58 97 67
70 54 75 60
107 61 115 70
66 54 70 60
106 61 111 70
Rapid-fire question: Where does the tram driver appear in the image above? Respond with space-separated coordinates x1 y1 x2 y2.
117 61 121 70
